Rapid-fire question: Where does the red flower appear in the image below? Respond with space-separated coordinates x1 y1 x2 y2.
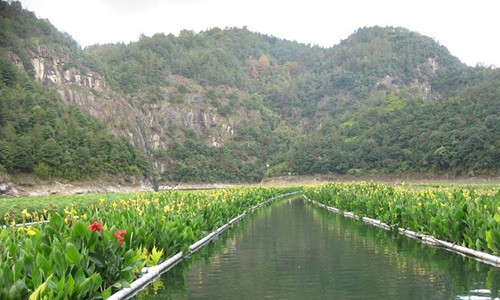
87 221 103 233
114 230 127 244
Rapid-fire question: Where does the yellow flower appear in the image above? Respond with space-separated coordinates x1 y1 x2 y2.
64 207 77 215
112 202 118 210
164 205 171 213
463 190 471 201
417 202 423 207
26 227 36 236
21 209 31 219
120 199 130 210
82 213 88 221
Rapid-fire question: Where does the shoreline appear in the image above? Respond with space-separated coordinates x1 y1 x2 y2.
1 174 499 198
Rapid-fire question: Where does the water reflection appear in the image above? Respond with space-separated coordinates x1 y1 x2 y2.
455 289 500 300
306 203 500 299
134 199 499 299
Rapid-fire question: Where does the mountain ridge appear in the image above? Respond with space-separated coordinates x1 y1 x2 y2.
0 1 498 186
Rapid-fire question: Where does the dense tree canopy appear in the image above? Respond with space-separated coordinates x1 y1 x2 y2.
0 53 147 178
1 1 498 182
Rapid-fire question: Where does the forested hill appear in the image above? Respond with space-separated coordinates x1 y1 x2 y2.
0 1 147 180
0 1 498 184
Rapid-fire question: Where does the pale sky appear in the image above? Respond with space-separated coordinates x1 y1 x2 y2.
18 0 500 67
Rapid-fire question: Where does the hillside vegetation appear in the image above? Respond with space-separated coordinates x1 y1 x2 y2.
0 1 498 185
0 2 147 180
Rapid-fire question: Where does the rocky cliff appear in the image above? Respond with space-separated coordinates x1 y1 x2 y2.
17 45 256 178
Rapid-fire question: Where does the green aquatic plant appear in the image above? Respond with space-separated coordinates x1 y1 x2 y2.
304 183 500 255
0 186 300 298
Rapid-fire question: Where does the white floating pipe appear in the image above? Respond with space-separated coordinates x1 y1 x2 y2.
229 212 245 225
253 192 300 211
421 235 439 246
398 228 423 239
343 211 357 219
189 219 235 253
107 252 183 300
362 217 391 230
110 191 299 299
327 207 340 213
424 236 500 267
216 224 228 234
1 220 50 229
189 231 218 252
308 198 500 268
149 251 184 275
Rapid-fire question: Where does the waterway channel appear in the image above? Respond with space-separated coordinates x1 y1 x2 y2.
134 198 499 299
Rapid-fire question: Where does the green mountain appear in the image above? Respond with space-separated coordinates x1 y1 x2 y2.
0 1 147 180
0 1 498 185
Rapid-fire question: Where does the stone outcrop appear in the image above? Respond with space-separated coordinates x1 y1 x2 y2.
15 46 244 176
0 182 22 197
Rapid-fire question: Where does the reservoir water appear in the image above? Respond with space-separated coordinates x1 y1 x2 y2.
134 198 499 299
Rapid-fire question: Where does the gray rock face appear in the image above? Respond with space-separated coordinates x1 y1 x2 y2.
0 183 22 197
0 183 11 194
11 47 251 177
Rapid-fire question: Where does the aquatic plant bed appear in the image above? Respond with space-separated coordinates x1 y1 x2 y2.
109 191 300 300
304 182 500 257
1 192 138 225
2 182 498 298
0 186 300 299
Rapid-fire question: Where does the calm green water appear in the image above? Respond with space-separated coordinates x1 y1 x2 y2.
135 199 500 299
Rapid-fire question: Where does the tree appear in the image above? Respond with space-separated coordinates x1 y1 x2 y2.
433 146 451 170
14 135 34 171
38 138 62 168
